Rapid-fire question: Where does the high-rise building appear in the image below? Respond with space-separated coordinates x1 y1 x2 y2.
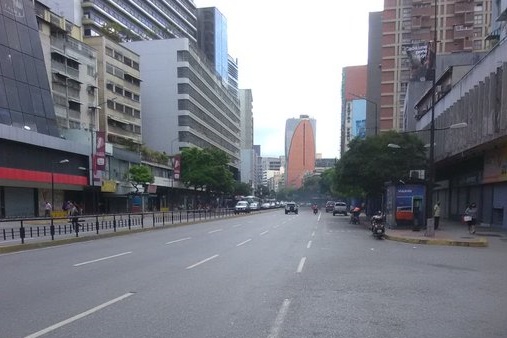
123 38 241 169
366 11 382 138
239 89 254 187
38 0 198 42
84 36 142 148
285 115 316 189
340 65 367 155
380 0 493 132
227 55 239 97
197 7 228 80
36 2 99 135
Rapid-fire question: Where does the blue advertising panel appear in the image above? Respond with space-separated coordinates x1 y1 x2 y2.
395 185 425 224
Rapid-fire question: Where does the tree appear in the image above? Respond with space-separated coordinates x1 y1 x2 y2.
319 168 337 197
334 131 427 198
127 164 154 194
180 147 235 195
233 182 252 196
276 186 299 201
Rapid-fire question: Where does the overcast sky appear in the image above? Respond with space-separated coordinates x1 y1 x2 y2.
194 0 384 158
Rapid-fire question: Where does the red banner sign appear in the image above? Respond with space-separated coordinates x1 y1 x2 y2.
173 155 181 181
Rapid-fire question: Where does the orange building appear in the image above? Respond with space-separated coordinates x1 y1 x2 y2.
285 115 316 189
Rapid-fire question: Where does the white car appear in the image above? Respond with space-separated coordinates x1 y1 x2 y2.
249 202 260 210
333 202 348 216
234 201 250 214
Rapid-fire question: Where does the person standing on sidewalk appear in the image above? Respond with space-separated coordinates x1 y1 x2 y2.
433 201 441 230
464 203 478 234
44 201 52 218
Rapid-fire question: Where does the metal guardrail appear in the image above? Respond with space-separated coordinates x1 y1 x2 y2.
0 209 237 245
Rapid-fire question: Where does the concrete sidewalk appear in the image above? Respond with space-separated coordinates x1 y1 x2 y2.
383 219 505 247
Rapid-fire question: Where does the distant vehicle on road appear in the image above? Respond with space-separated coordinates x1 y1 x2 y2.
285 202 298 215
333 202 348 216
234 201 251 214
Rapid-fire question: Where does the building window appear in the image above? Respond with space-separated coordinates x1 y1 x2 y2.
474 14 483 25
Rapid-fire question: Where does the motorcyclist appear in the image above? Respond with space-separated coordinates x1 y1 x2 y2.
312 203 319 214
350 206 361 224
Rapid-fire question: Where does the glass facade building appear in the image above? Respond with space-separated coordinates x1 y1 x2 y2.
197 7 228 81
0 0 59 136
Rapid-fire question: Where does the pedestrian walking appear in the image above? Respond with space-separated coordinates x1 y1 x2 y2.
44 201 52 218
69 202 80 232
464 202 478 234
433 201 441 230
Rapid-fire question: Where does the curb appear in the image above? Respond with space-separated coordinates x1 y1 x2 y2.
384 233 488 247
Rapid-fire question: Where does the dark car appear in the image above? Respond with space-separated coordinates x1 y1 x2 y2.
285 202 298 214
325 201 335 213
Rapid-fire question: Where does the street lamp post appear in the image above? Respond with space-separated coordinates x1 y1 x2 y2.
51 159 69 212
349 93 378 136
427 0 439 233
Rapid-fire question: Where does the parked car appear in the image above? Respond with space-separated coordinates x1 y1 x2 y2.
325 201 335 213
332 202 348 216
234 201 251 214
249 202 260 210
285 202 298 214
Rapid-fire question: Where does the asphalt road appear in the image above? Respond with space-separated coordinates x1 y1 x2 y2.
1 209 506 338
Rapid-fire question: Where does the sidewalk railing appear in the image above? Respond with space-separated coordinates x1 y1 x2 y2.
0 208 237 244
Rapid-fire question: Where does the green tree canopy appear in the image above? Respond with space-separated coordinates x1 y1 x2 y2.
319 168 337 197
233 182 253 196
127 164 154 193
180 147 235 195
334 131 427 198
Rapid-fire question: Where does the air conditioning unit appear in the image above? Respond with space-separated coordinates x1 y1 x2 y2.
409 170 425 179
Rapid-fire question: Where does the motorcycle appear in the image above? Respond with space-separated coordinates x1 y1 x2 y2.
350 208 360 224
350 212 359 224
313 207 318 215
370 212 385 239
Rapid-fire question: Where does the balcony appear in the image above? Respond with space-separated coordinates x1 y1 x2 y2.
453 25 473 40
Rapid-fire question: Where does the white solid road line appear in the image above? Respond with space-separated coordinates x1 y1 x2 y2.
165 237 191 245
73 252 132 267
236 239 252 247
268 298 291 338
24 292 134 338
185 254 219 270
297 257 306 273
